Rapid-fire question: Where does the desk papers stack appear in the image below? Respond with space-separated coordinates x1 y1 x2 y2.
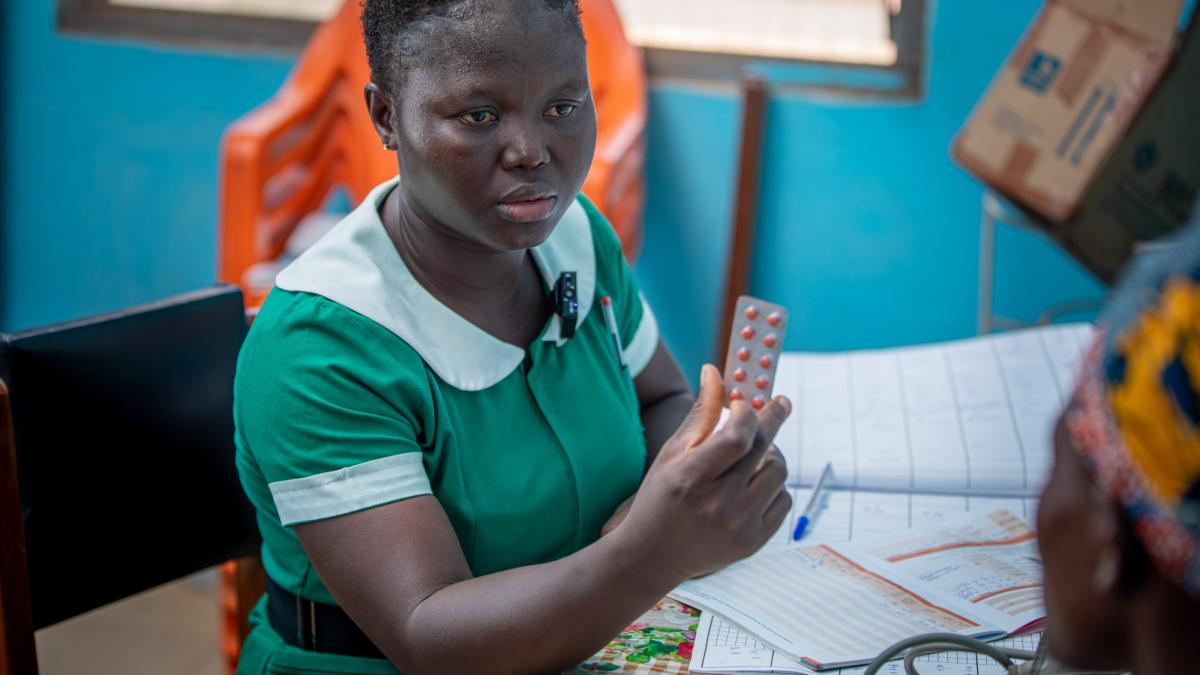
674 509 1044 670
672 324 1088 672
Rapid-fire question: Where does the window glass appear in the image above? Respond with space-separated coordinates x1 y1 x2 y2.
108 0 340 21
613 0 901 66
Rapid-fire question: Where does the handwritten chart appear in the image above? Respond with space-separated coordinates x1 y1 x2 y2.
694 500 1047 673
775 323 1092 496
865 510 1044 628
693 613 1040 675
687 325 1086 673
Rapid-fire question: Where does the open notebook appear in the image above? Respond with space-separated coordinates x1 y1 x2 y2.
677 323 1091 672
692 614 1040 675
689 486 1044 674
775 322 1092 496
674 509 1043 670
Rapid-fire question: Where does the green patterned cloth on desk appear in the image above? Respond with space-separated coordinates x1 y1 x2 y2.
568 600 699 674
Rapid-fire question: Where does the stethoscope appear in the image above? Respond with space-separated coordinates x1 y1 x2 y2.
863 632 1125 675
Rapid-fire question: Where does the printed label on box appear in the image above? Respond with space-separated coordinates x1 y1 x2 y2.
1020 51 1062 93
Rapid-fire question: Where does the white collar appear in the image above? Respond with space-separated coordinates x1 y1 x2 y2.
275 177 595 391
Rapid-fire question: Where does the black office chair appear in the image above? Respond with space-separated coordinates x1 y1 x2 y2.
0 285 260 674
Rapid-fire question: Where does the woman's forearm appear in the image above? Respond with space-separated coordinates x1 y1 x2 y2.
394 528 675 675
399 389 697 674
633 340 695 467
300 368 785 675
640 390 695 467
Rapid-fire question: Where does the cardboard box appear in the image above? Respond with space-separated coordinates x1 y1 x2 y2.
953 0 1200 283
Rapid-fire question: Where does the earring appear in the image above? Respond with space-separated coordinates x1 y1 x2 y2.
382 139 396 151
1093 551 1118 592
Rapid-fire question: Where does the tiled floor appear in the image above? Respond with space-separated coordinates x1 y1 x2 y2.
35 568 225 675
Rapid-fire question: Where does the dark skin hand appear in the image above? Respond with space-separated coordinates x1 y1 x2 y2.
301 367 792 674
602 343 792 537
295 2 792 673
1037 417 1200 673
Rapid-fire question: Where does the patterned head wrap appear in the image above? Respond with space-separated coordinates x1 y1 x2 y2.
1064 223 1200 600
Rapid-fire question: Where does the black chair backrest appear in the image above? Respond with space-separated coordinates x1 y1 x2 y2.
0 285 258 629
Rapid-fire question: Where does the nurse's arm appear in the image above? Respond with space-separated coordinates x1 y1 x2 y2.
633 337 693 467
298 497 662 674
294 393 791 675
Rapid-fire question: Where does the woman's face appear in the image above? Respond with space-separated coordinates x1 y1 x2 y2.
383 1 597 252
1036 417 1128 669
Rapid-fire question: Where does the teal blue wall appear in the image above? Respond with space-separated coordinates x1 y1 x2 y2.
2 2 1104 367
0 2 292 332
635 0 1104 381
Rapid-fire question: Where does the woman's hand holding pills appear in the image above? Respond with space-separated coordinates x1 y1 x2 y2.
610 364 792 583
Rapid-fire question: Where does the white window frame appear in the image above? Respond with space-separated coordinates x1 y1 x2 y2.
627 0 927 98
57 0 927 97
56 0 320 51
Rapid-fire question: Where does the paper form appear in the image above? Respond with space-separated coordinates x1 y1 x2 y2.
675 544 1003 669
860 510 1044 629
691 613 1039 675
672 510 1041 669
775 323 1092 497
697 492 1041 673
762 486 1037 551
692 612 808 672
677 545 989 667
690 321 1079 673
786 489 1038 546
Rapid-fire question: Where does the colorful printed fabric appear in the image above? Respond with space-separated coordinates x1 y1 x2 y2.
1064 221 1200 600
567 600 700 674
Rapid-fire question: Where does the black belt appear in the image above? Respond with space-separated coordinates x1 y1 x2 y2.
266 575 385 659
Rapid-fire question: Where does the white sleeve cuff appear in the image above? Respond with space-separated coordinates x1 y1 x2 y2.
625 294 659 377
268 452 431 526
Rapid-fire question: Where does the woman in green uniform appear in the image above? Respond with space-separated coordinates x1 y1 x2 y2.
233 1 793 673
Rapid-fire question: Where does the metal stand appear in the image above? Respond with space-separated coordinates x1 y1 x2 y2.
977 190 1103 335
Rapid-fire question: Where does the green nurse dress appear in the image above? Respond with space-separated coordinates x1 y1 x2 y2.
233 177 660 674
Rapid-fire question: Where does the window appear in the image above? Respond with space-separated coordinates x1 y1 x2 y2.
613 0 925 97
55 0 337 50
59 0 926 95
106 0 339 21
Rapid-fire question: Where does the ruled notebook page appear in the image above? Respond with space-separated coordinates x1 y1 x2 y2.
775 323 1093 498
693 484 1042 674
691 612 1040 675
673 510 1040 670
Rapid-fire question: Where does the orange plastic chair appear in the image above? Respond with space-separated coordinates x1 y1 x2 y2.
218 0 647 310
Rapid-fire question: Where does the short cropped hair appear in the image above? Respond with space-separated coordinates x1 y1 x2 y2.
360 0 583 91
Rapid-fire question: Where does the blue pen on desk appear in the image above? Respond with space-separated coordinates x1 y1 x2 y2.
792 462 832 541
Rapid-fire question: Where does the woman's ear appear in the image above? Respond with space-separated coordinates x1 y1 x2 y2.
365 82 398 150
1092 546 1120 594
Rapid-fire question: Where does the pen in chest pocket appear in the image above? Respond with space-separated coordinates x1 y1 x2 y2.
600 296 627 369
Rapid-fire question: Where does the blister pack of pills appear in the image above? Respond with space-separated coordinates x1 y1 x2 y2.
721 295 788 409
